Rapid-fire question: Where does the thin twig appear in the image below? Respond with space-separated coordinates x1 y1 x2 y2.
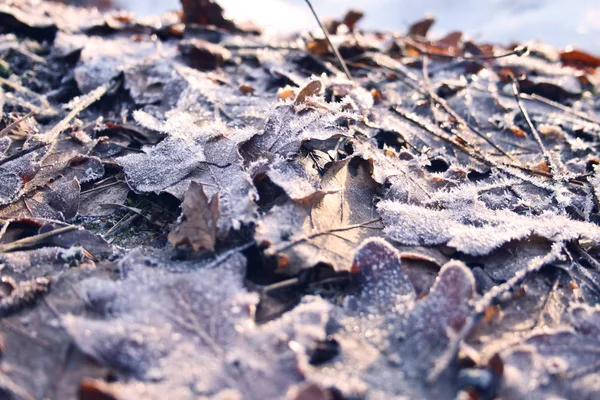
563 359 600 380
41 81 114 145
0 76 52 111
405 38 528 62
522 93 600 127
534 272 561 328
304 0 353 80
510 77 556 175
274 218 382 253
79 180 125 195
0 111 36 138
0 225 78 253
1 320 53 349
383 52 515 161
105 212 139 238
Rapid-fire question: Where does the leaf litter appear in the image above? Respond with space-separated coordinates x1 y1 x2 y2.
0 0 600 399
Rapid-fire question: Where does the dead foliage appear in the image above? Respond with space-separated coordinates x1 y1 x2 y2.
0 0 599 399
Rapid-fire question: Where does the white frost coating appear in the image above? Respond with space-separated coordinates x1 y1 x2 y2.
117 113 233 194
379 200 600 256
62 250 331 399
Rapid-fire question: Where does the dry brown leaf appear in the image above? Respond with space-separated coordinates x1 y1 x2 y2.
257 157 383 274
342 9 364 31
306 39 330 56
560 48 600 69
294 80 323 106
408 16 435 37
436 31 462 49
168 181 219 252
180 0 239 31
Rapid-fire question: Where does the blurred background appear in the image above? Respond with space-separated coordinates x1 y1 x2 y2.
71 0 600 52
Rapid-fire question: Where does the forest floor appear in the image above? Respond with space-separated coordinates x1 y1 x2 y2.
1 1 600 399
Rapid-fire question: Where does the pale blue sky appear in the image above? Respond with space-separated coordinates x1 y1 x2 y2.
119 0 600 52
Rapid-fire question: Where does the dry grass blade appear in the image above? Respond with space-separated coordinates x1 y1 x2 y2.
510 76 556 175
304 0 353 80
0 225 77 253
0 76 53 111
0 111 36 138
522 93 600 127
41 81 114 144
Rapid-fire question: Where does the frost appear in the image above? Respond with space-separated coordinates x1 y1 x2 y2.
116 115 210 194
304 238 476 399
0 167 22 205
379 199 600 256
2 2 600 398
63 249 331 399
257 157 382 273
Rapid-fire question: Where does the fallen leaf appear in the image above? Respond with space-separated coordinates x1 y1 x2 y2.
180 0 239 32
178 39 231 71
408 16 435 37
560 48 600 69
168 181 219 252
306 39 330 56
342 10 364 31
257 157 383 273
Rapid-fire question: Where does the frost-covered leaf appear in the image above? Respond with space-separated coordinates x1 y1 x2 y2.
265 156 333 203
78 182 130 217
257 157 382 273
304 238 476 399
347 237 415 314
63 249 331 400
44 178 80 221
379 199 600 256
117 113 215 194
73 35 165 93
0 167 21 205
241 104 354 162
498 304 600 399
168 181 219 252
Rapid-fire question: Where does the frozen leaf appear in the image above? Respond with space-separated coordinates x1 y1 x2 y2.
0 277 51 318
257 157 383 273
117 113 214 194
180 0 239 31
124 59 187 107
0 246 81 278
78 182 130 217
0 5 58 43
265 156 333 204
168 182 219 252
241 104 354 163
347 237 415 314
44 178 80 221
343 10 364 31
498 305 600 399
74 36 162 94
63 250 330 399
560 48 600 68
401 260 475 360
304 241 475 398
379 199 600 256
37 224 115 259
0 167 21 205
